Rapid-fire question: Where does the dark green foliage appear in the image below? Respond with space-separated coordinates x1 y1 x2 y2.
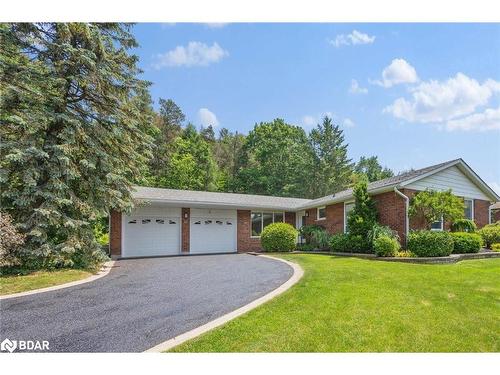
408 231 454 257
408 190 465 229
329 233 350 252
299 225 325 244
450 232 482 254
346 179 377 246
368 223 400 244
0 212 25 267
233 119 313 198
346 235 372 253
451 219 477 233
260 223 298 252
308 116 353 198
1 23 150 269
478 222 500 248
213 128 246 192
353 156 393 182
373 235 400 257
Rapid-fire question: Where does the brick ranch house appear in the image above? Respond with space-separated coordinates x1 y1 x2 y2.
109 159 499 258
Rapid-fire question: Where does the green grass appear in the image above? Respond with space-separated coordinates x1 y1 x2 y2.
170 254 500 352
0 269 93 295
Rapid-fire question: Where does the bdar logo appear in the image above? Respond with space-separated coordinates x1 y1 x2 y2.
1 338 17 353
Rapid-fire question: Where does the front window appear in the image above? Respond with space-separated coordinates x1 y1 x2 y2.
431 217 443 231
251 212 262 236
251 211 285 237
317 206 326 220
344 202 355 233
464 199 473 220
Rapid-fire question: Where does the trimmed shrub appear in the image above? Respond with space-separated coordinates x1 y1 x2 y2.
478 222 500 249
261 222 298 252
373 235 400 257
450 232 482 254
451 219 477 233
329 234 350 252
346 235 372 253
407 230 454 257
368 223 400 243
491 243 500 252
299 225 324 244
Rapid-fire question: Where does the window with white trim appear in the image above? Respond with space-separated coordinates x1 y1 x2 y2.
317 206 326 220
251 211 285 237
344 202 355 233
464 199 474 220
430 217 444 231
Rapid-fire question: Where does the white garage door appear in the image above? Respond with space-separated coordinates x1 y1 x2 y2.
123 215 180 257
190 210 237 254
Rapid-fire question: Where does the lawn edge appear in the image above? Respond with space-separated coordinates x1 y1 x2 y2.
0 261 115 300
145 254 304 353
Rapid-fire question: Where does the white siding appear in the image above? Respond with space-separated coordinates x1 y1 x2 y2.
130 205 181 217
405 166 489 200
190 208 237 219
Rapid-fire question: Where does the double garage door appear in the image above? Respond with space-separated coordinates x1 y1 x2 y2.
122 207 237 257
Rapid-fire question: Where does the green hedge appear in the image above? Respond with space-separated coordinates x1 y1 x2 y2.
450 232 482 254
492 243 500 252
373 235 400 257
328 233 371 253
261 222 298 252
407 230 454 257
478 222 500 249
451 219 477 233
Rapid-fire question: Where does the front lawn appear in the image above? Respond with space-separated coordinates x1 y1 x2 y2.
0 269 93 295
170 254 500 352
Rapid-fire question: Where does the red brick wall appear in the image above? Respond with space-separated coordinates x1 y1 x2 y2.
110 210 122 257
373 190 407 244
181 208 190 253
303 205 341 232
237 210 297 252
474 199 490 228
493 209 500 223
237 210 262 252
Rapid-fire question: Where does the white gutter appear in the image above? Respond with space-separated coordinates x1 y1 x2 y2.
394 187 409 247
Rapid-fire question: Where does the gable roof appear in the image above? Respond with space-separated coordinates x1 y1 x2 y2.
132 186 311 211
297 159 499 210
132 159 499 211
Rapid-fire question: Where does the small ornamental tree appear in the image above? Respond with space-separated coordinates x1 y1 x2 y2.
347 179 378 239
408 190 464 229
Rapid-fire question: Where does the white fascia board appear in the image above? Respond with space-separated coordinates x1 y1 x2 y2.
133 198 300 212
295 186 395 211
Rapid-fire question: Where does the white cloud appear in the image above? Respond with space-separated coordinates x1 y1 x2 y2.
204 23 228 28
489 182 500 195
373 58 419 88
153 42 228 68
384 73 500 126
302 115 316 127
329 30 375 47
446 106 500 132
198 108 219 127
343 118 356 127
349 79 368 94
301 112 354 129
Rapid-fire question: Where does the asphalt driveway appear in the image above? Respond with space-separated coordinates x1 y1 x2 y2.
0 254 292 352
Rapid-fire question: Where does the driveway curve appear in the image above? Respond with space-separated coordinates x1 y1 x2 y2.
0 254 292 352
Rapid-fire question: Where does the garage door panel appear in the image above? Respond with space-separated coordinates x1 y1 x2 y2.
190 216 236 254
123 215 180 257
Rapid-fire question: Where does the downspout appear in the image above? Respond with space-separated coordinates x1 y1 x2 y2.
394 187 409 247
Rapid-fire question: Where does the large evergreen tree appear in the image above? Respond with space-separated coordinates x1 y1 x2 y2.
0 23 153 267
308 116 353 198
234 119 313 197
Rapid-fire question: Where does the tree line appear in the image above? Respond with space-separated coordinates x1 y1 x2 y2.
0 23 393 269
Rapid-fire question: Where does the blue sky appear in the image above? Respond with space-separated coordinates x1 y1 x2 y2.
132 23 500 193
